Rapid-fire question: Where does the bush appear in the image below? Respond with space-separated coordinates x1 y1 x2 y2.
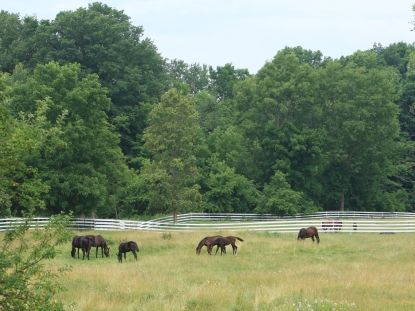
0 214 72 311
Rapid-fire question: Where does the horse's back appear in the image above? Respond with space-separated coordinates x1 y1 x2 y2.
198 235 221 248
128 241 139 251
307 226 319 234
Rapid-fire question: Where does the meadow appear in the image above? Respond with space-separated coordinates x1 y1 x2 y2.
54 230 415 311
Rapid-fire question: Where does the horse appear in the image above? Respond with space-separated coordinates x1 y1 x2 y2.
85 235 110 258
71 235 82 258
195 235 222 255
117 241 139 263
208 236 244 255
80 236 95 260
297 226 320 244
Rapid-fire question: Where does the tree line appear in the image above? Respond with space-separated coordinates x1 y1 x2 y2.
1 2 414 218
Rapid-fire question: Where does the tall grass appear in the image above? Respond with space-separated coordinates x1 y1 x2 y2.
51 231 415 310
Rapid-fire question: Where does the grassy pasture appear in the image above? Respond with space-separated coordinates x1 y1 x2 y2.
51 230 415 311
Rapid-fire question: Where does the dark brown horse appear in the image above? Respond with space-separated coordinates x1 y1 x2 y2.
117 241 139 263
80 236 95 260
195 235 222 255
297 226 320 244
208 236 244 255
85 235 110 258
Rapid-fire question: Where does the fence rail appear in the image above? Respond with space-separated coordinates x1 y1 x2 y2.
1 211 415 233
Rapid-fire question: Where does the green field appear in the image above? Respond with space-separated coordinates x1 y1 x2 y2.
53 231 415 311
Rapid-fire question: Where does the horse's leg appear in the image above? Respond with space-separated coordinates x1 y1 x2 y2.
124 252 127 261
133 250 137 261
96 246 99 258
77 247 80 258
230 243 236 255
215 245 220 255
311 236 315 243
316 234 320 244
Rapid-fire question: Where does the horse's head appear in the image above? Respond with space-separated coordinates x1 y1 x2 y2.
196 239 206 255
104 246 110 257
297 228 306 240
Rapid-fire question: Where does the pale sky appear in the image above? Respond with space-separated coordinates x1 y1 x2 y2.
1 0 414 73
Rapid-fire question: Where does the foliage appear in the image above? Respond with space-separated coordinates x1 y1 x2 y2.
5 62 132 217
0 75 50 216
256 171 317 215
0 213 72 311
202 158 259 213
141 89 203 217
318 60 404 210
0 4 168 163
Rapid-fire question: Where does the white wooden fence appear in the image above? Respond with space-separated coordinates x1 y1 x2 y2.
1 211 415 233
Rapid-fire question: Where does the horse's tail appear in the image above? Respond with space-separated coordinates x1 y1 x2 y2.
232 236 244 242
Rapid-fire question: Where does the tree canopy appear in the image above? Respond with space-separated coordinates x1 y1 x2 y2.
0 3 414 217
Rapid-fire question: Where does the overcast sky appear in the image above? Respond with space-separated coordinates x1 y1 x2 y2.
2 0 415 73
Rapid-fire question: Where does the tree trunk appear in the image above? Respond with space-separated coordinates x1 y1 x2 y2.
173 209 177 224
340 192 345 211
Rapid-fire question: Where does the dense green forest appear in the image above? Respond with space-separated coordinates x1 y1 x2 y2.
1 2 414 218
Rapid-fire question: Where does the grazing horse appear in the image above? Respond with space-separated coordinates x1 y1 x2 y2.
209 236 244 255
71 236 82 258
80 236 95 260
195 235 222 255
297 226 320 244
117 241 139 263
85 235 110 258
209 237 228 255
